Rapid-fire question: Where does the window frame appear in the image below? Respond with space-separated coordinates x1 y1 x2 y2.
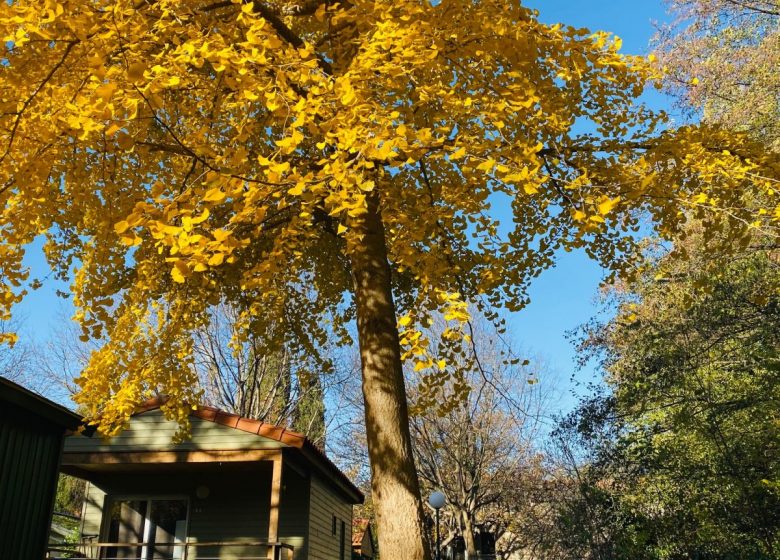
100 494 191 560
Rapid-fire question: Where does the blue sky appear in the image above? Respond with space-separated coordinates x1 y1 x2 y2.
12 0 676 416
501 0 675 416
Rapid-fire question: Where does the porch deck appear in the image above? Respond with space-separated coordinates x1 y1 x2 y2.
45 540 294 560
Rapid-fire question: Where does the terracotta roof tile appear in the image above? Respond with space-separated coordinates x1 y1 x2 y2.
257 424 284 441
136 395 169 413
279 430 306 447
213 410 240 428
352 518 370 547
194 407 218 422
236 417 263 433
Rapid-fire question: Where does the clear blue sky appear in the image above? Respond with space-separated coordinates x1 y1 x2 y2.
499 0 674 416
12 0 675 417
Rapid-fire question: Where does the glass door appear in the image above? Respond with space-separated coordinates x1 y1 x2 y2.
105 498 188 560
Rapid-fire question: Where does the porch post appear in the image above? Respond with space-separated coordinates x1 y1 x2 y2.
268 453 283 548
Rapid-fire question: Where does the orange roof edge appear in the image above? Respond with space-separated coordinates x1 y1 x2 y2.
135 395 308 447
352 518 371 547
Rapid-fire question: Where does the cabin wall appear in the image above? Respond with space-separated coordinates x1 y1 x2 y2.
0 405 64 560
307 475 353 560
278 465 310 560
80 481 104 539
66 410 286 452
67 410 358 560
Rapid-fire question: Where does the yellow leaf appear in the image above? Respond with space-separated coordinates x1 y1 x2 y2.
95 82 117 102
127 63 146 83
191 208 210 224
450 146 467 160
597 196 621 216
208 253 225 266
476 158 495 172
105 123 121 137
288 183 306 196
171 261 189 283
341 88 355 106
212 229 231 242
204 188 226 203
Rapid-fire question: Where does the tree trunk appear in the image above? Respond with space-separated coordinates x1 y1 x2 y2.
350 192 431 560
461 510 477 558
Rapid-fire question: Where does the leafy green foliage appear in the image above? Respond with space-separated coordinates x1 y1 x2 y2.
553 238 780 559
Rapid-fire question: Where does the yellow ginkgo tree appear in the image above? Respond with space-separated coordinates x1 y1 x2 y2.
0 0 778 557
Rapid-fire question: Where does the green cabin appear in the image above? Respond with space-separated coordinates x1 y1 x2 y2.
0 377 82 560
60 398 363 560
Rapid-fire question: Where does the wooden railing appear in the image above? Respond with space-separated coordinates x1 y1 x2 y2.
45 541 294 560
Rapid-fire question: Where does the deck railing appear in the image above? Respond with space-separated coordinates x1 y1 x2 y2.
45 541 294 560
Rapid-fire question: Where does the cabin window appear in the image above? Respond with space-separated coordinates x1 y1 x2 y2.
105 498 188 560
332 514 337 536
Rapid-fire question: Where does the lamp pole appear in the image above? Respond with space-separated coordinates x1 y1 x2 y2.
436 508 440 560
428 491 446 560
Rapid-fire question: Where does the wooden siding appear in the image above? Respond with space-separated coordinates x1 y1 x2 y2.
65 410 286 453
307 475 353 560
278 465 310 560
0 405 64 560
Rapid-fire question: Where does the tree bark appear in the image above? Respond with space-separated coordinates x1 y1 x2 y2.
350 192 431 560
462 510 477 558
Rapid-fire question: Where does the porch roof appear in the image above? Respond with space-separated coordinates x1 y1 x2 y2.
66 396 363 504
0 376 81 430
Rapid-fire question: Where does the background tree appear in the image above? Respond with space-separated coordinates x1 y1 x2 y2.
193 302 327 444
523 393 658 560
588 238 779 557
408 323 548 560
654 0 780 150
537 231 780 559
337 317 556 560
1 1 778 557
0 317 31 385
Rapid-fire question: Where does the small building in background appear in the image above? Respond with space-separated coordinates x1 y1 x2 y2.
351 518 375 560
0 376 82 560
59 397 363 560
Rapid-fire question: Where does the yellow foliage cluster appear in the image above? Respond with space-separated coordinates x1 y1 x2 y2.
0 0 777 432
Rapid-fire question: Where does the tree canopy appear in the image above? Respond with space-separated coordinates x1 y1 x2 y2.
1 1 779 557
0 0 775 428
654 0 780 150
549 234 780 559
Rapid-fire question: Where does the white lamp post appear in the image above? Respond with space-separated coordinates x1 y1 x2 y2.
428 491 446 560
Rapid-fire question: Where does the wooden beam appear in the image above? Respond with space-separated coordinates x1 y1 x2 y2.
61 449 282 465
268 454 283 548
